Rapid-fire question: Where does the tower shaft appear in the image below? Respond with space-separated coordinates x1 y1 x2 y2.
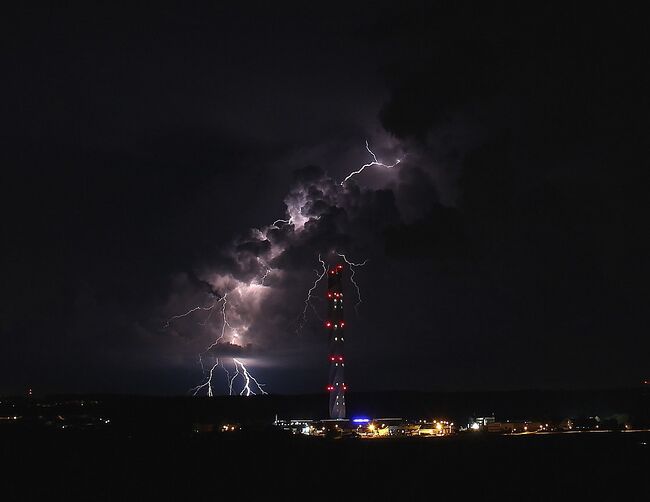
326 264 346 419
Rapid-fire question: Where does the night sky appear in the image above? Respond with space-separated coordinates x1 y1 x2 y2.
2 4 647 395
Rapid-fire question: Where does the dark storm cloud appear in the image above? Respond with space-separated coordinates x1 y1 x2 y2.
1 4 647 395
235 239 271 257
167 163 404 342
378 6 647 160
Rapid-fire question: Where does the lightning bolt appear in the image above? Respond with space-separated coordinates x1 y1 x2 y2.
166 285 269 396
190 353 268 397
199 294 226 327
163 300 220 329
190 360 220 397
297 253 328 334
258 261 272 286
233 358 268 396
228 361 240 395
204 293 231 350
337 252 368 316
341 139 401 185
168 139 388 396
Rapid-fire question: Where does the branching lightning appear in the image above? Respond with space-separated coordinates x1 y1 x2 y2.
190 360 219 397
228 362 240 395
163 300 220 329
341 139 401 185
166 139 388 396
297 253 328 334
166 283 269 396
233 358 268 396
204 294 230 350
337 252 368 316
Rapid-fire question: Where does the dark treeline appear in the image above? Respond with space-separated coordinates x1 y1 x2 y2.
4 387 648 433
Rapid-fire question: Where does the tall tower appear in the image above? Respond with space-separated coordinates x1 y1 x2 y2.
325 263 346 419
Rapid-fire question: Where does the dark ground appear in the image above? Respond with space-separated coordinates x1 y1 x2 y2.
2 427 649 500
3 389 649 499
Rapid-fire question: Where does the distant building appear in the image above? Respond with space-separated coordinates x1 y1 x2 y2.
387 424 419 436
486 422 517 433
373 418 403 436
486 421 546 433
274 418 315 435
418 420 455 436
468 414 495 430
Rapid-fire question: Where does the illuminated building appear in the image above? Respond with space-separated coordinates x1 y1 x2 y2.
485 421 545 433
468 414 495 430
418 420 455 436
325 263 346 419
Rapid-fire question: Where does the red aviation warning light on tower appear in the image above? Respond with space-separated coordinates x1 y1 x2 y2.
325 263 346 419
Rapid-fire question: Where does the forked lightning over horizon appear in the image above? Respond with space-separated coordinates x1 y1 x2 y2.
164 140 398 396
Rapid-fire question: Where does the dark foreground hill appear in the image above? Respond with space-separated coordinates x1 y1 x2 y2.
2 388 649 500
3 422 649 500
